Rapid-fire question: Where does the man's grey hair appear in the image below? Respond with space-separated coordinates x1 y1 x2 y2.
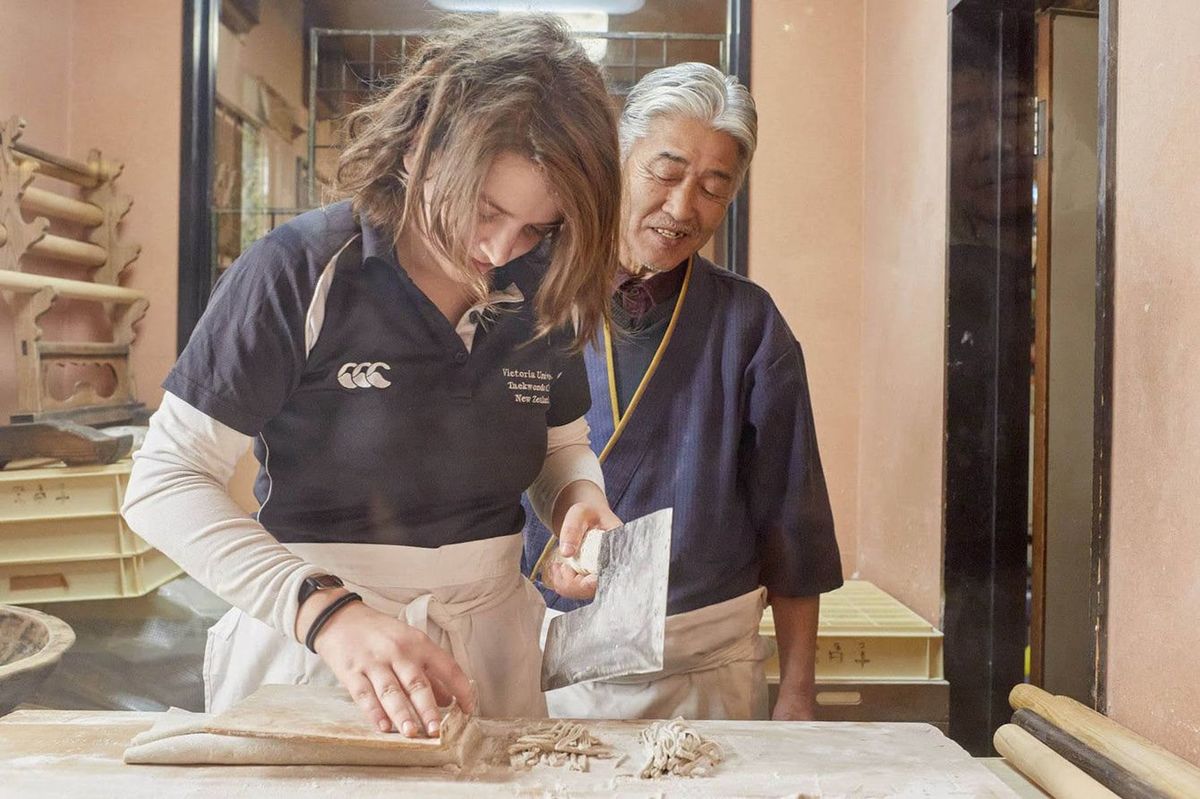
619 62 758 186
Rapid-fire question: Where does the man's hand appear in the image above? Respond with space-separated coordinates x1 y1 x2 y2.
541 480 621 600
769 593 820 721
543 555 599 600
772 685 817 721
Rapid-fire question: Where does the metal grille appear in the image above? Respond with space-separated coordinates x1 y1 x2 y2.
210 27 729 276
306 28 727 204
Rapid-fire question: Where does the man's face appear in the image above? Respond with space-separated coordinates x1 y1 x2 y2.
621 114 741 274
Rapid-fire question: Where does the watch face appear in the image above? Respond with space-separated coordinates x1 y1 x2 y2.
300 574 344 608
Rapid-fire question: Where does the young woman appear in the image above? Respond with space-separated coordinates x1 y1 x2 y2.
123 14 620 737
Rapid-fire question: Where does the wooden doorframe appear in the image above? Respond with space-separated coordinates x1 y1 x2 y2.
943 0 1037 756
1029 0 1104 697
1031 4 1106 700
725 0 751 275
950 0 1118 719
1090 0 1117 712
178 0 219 354
1030 9 1052 689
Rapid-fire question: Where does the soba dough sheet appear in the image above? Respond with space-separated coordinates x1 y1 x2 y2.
123 684 476 766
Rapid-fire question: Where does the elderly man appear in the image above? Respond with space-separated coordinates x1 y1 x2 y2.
525 63 843 721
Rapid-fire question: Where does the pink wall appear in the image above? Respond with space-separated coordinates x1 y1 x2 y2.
749 0 864 577
69 1 182 414
749 1 947 623
854 1 948 625
1106 0 1200 763
0 0 77 419
0 0 74 154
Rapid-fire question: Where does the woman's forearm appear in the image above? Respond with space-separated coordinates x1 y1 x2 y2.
122 392 324 641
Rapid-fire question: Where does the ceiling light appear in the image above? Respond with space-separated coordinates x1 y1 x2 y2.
431 1 644 13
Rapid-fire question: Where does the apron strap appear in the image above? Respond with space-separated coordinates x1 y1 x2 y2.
403 593 477 682
397 577 528 685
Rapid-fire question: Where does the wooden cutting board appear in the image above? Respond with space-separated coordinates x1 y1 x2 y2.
199 684 465 750
0 710 1026 797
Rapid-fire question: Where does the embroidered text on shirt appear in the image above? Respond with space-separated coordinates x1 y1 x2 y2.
503 367 551 405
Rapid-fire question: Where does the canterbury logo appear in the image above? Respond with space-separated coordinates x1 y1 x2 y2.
337 362 392 389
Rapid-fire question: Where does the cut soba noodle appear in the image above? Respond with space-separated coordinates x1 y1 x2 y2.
508 720 615 772
638 718 724 778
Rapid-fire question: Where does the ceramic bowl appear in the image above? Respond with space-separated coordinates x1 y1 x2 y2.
0 605 75 716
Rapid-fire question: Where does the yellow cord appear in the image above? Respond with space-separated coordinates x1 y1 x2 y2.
533 257 693 583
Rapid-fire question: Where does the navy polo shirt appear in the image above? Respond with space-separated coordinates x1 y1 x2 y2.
165 201 590 548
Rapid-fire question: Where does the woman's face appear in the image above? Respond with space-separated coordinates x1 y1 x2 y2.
468 152 564 276
408 150 564 279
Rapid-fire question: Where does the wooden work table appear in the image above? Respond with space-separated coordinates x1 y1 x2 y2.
0 709 1039 797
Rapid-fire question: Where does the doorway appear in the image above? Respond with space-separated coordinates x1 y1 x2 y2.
1029 2 1101 705
943 0 1116 754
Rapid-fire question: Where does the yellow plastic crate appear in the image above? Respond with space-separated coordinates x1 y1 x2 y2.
0 461 130 522
0 515 152 565
0 460 181 603
762 580 943 681
0 461 150 565
0 548 181 604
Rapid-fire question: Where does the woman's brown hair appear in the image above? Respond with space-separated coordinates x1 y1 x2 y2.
335 13 620 349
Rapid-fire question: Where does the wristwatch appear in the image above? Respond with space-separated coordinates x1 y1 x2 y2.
298 574 345 608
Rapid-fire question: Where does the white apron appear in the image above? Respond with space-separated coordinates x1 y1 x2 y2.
544 586 772 720
204 533 547 718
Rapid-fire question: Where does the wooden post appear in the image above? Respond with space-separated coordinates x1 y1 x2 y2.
1011 684 1200 799
0 270 145 302
27 233 108 267
1012 708 1166 799
0 116 148 424
995 724 1120 799
20 186 105 227
85 175 141 286
9 137 122 188
9 286 55 414
0 117 50 273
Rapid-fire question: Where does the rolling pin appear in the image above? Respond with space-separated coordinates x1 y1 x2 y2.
1010 684 1200 799
995 724 1120 799
1012 709 1167 799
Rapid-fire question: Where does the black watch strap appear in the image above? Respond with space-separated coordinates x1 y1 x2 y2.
298 574 344 608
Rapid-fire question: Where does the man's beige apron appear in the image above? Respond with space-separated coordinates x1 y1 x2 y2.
544 587 772 720
204 533 547 718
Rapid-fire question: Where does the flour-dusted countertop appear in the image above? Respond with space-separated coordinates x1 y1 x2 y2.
0 709 1021 797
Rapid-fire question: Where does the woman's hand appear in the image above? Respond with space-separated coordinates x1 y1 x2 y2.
296 590 475 738
542 480 621 600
